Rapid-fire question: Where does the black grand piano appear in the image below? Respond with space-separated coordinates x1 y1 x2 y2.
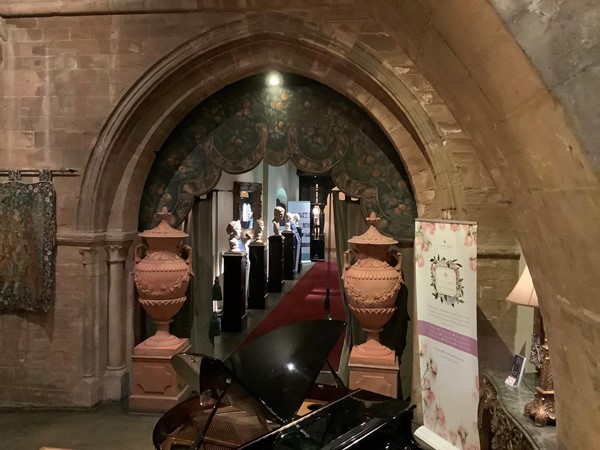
153 319 423 450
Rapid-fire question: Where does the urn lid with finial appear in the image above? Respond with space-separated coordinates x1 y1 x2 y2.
139 207 188 239
348 212 397 245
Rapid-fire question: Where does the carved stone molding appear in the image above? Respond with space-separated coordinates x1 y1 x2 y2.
79 247 98 266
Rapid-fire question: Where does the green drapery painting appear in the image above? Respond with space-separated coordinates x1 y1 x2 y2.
140 74 416 241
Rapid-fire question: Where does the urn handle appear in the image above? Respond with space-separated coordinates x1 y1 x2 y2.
388 246 403 273
180 244 194 277
344 248 358 270
134 243 148 263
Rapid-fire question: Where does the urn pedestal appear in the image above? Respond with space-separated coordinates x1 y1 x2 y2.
348 357 399 399
129 340 191 413
282 229 296 280
268 235 284 293
248 242 268 309
130 207 193 412
343 212 403 368
221 251 248 333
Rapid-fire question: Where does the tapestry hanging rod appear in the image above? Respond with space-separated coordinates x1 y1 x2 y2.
0 168 79 177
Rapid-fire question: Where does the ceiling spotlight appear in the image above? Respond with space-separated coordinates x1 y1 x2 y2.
266 71 282 87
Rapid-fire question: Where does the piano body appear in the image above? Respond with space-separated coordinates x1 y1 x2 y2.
153 319 422 450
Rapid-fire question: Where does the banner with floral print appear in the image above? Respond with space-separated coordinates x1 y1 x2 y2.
414 220 480 450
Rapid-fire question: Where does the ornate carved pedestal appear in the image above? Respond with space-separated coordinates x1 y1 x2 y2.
348 358 399 399
524 341 556 427
478 371 557 450
129 340 191 413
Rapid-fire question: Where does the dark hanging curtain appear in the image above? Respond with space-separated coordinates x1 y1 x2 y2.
172 194 214 355
332 191 368 384
189 194 215 355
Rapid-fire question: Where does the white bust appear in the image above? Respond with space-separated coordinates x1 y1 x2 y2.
252 219 265 243
272 206 285 236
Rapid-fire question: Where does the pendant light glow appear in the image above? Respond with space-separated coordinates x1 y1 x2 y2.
266 71 283 87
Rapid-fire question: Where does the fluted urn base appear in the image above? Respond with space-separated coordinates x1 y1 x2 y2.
136 296 188 355
349 306 396 366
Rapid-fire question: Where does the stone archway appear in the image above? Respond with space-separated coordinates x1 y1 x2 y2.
77 15 471 236
77 9 521 430
76 12 483 411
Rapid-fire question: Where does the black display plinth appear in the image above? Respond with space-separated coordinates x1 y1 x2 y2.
310 236 325 261
221 252 247 333
268 235 284 293
248 243 268 309
282 230 295 280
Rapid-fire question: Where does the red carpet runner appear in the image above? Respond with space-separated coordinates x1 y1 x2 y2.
239 261 346 369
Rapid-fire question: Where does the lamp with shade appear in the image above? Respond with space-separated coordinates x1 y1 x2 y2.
506 265 556 427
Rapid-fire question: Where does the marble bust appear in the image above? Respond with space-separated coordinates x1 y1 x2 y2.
226 220 244 252
252 218 265 244
272 206 285 236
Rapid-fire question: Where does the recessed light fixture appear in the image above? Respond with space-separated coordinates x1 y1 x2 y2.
266 71 282 87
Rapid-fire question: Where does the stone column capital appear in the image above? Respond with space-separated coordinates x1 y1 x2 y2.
79 247 98 266
105 243 131 263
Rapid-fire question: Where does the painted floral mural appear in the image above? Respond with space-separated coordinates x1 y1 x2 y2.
139 73 416 241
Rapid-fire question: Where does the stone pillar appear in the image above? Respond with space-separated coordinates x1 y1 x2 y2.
79 247 98 379
104 242 131 400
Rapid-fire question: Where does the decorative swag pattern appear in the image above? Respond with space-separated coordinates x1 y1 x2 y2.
140 74 416 241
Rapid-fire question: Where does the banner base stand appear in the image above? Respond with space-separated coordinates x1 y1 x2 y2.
414 426 460 450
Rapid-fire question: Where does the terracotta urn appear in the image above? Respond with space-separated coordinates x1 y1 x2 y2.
343 212 402 366
134 207 193 349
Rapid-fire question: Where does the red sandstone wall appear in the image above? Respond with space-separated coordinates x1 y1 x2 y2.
0 8 517 407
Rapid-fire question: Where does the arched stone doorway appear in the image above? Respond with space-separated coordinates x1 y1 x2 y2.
78 11 516 431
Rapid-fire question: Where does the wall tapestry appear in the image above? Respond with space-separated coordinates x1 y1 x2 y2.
0 170 56 313
140 73 417 241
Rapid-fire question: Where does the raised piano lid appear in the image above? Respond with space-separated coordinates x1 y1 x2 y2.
172 319 346 424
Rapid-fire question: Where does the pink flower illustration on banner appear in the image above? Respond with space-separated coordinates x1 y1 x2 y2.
464 225 477 247
427 222 436 234
425 388 436 405
449 430 458 445
457 425 468 448
420 350 439 418
438 223 446 230
431 360 438 376
469 256 477 271
435 405 446 430
464 234 474 247
450 223 459 232
414 222 433 270
422 378 431 390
